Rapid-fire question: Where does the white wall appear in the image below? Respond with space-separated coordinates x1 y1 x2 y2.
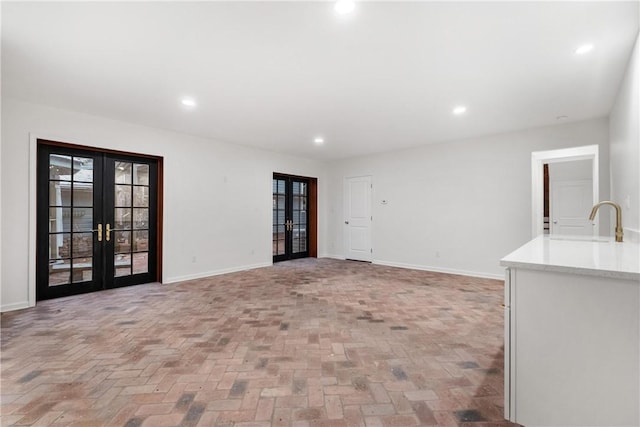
0 98 328 312
326 118 610 279
0 98 620 309
610 32 640 243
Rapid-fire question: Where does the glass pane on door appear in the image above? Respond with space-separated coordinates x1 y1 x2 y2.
112 162 150 277
292 181 307 254
272 178 286 256
47 154 94 287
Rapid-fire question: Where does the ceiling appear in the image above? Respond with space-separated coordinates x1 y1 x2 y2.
2 1 639 160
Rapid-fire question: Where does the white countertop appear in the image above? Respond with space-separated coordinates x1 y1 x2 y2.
500 235 640 281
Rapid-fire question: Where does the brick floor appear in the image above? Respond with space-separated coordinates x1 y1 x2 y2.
0 259 520 426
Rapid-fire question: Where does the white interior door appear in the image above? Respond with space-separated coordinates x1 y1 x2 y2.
550 179 594 236
344 176 372 261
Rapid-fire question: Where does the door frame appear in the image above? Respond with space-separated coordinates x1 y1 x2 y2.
272 172 318 261
531 145 599 238
28 134 164 307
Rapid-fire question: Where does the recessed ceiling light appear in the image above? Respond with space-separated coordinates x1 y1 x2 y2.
452 106 467 115
181 97 196 107
314 137 325 145
575 44 593 55
334 0 355 15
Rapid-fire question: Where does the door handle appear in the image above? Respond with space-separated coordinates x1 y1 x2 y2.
105 225 132 241
93 224 103 242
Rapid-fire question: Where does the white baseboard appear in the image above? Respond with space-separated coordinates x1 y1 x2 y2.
163 262 272 284
319 254 346 260
319 254 503 280
0 300 32 313
372 260 504 280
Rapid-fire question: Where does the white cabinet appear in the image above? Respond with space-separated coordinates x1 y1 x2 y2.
503 268 513 421
502 236 640 427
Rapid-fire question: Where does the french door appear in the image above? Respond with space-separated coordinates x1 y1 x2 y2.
273 174 309 262
37 143 159 300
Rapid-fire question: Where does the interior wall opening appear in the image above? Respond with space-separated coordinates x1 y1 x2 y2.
531 145 599 238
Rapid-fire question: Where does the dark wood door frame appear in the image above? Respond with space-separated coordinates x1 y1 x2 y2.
36 139 164 299
273 173 317 260
308 177 317 258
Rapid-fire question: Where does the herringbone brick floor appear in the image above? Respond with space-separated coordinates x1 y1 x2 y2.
1 259 519 427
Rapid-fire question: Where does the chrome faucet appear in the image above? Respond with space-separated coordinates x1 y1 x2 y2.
589 201 623 242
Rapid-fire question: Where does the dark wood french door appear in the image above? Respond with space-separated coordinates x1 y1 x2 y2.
273 174 309 262
37 142 159 300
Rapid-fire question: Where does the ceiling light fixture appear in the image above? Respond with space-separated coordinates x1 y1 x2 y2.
575 44 593 55
314 137 325 145
452 106 467 115
334 0 355 15
181 97 196 107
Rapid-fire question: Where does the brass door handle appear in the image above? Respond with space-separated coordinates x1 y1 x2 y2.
93 224 103 242
106 225 133 242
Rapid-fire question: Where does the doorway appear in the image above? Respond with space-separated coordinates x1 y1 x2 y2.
272 173 317 262
37 141 162 300
531 145 599 238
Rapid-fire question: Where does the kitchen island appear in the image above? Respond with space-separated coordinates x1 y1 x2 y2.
501 235 639 427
